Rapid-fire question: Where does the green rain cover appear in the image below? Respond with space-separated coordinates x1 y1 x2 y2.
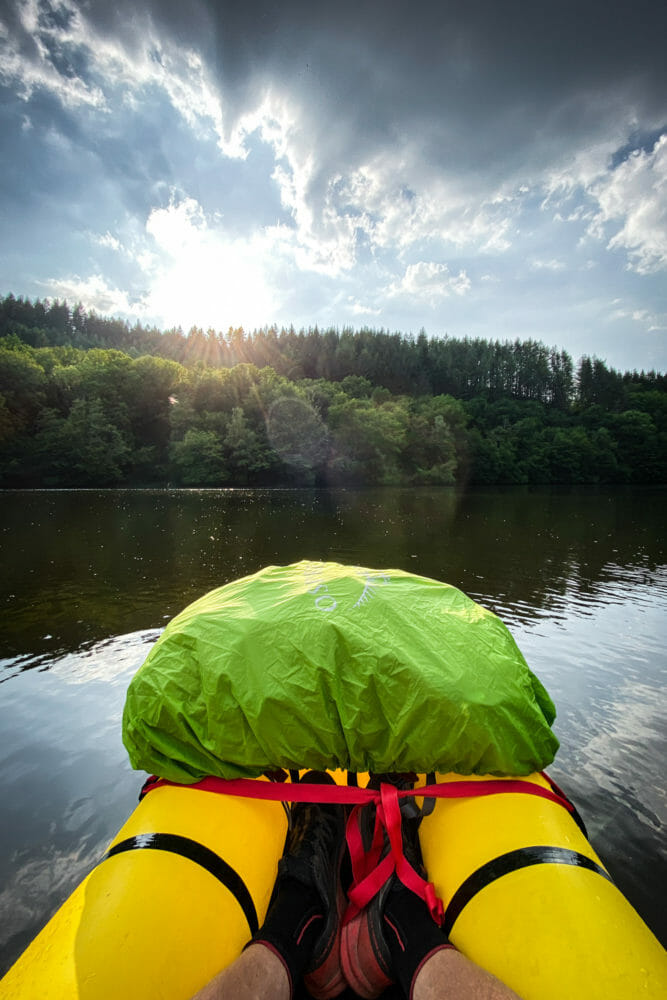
122 561 558 781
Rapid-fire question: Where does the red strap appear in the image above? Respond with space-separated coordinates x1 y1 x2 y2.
141 772 572 928
344 783 444 926
143 773 574 813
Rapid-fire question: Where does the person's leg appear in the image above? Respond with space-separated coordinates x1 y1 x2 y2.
192 771 347 1000
380 885 522 1000
191 942 289 1000
191 925 522 1000
342 786 523 1000
251 773 347 999
412 947 521 1000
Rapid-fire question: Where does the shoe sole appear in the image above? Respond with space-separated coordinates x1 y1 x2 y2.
340 905 393 1000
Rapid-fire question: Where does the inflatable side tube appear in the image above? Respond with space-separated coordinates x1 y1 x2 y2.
417 772 667 1000
0 781 288 1000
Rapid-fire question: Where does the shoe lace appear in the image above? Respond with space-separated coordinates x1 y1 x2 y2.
288 800 341 855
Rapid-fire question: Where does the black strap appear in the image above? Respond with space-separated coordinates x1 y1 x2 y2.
102 833 259 935
443 845 613 937
420 773 437 819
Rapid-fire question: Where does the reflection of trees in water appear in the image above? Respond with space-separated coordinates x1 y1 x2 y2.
449 489 666 621
1 488 664 665
322 487 666 623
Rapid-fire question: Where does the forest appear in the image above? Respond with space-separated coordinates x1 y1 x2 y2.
0 293 665 488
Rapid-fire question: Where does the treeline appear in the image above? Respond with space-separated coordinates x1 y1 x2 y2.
0 293 665 488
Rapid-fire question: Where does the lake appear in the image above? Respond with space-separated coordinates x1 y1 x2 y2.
0 486 665 975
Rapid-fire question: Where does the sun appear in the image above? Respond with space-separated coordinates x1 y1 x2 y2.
143 195 286 333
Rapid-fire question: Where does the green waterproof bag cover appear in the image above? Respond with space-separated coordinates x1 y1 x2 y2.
123 561 558 781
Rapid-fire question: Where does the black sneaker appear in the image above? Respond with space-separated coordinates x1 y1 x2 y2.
281 771 348 1000
340 774 451 999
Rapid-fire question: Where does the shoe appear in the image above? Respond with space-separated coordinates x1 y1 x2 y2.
340 774 429 1000
340 874 394 998
284 771 348 1000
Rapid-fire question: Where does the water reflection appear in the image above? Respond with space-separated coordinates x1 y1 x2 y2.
1 487 665 666
0 631 153 966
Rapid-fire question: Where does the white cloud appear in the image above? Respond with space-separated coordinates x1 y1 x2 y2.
93 232 123 253
1 0 231 155
1 0 105 108
0 0 531 282
542 136 622 204
39 273 143 315
326 156 516 258
2 0 665 373
388 261 471 304
529 258 567 272
552 205 593 225
609 303 667 333
50 194 296 330
272 158 360 276
538 132 667 275
347 297 381 317
590 135 667 274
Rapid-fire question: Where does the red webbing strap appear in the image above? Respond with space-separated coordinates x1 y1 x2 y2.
344 782 445 926
141 772 573 927
142 773 574 813
343 783 444 925
344 789 395 922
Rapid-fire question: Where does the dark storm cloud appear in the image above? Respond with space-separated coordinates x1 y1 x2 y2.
28 0 657 224
182 0 667 179
200 0 667 105
5 0 666 189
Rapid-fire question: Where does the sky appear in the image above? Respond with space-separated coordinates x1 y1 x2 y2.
1 0 666 373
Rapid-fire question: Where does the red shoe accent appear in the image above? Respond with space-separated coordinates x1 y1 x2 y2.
340 904 394 999
304 873 347 999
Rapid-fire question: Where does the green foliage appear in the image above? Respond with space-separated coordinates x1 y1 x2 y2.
32 398 131 486
0 393 16 444
407 396 468 485
0 293 665 487
340 374 373 398
224 407 274 484
0 339 47 424
169 429 227 486
327 396 409 484
265 397 329 482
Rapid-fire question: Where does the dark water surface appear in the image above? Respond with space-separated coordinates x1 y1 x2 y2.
1 487 665 972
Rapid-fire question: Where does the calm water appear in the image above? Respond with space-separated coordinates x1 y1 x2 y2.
0 487 665 973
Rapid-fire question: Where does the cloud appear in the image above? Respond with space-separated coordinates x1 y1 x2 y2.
327 158 517 258
10 0 652 277
193 1 667 180
3 0 665 280
347 298 381 318
609 303 667 334
0 0 105 109
43 193 295 330
388 261 471 304
0 0 227 150
39 273 143 315
93 232 122 253
529 259 567 272
590 135 667 274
